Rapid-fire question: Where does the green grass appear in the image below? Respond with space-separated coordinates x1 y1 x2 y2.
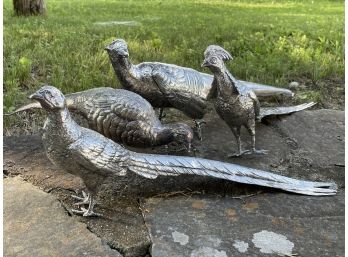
4 0 344 129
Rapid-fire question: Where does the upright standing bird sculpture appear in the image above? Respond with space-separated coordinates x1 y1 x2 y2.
7 87 193 150
105 39 294 139
202 45 316 157
29 85 335 216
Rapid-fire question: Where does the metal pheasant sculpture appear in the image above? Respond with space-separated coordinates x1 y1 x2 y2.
7 87 193 151
202 45 316 157
29 85 335 216
105 39 294 139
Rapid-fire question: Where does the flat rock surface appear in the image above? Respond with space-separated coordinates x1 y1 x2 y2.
4 109 344 257
143 192 344 257
4 176 122 257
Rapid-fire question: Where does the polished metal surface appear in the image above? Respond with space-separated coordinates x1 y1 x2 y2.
31 86 336 215
259 102 316 120
11 87 193 150
105 39 294 120
202 45 315 156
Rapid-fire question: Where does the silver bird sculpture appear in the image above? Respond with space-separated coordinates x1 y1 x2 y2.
29 85 335 216
7 87 194 151
105 39 294 139
202 45 316 157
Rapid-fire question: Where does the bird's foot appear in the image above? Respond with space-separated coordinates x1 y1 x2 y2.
194 120 206 141
72 207 102 217
227 150 250 158
228 149 268 157
71 194 102 217
71 190 90 205
244 149 269 155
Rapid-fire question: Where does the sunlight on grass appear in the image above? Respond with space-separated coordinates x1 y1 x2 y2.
3 0 344 117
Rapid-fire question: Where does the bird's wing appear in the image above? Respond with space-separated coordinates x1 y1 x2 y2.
248 90 261 118
127 152 336 195
84 89 157 124
68 131 129 176
151 64 214 100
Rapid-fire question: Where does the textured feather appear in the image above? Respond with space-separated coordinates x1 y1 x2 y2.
128 153 337 196
152 63 213 100
259 102 316 120
67 128 129 177
204 45 233 61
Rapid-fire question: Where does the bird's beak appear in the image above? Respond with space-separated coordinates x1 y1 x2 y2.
201 60 209 67
118 49 129 58
104 43 113 51
29 92 43 101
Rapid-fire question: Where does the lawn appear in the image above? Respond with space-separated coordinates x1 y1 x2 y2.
3 0 344 132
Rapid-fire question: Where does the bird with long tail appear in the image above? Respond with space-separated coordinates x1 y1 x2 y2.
27 85 335 216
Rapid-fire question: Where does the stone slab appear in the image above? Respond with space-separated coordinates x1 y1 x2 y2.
4 176 123 257
142 192 344 257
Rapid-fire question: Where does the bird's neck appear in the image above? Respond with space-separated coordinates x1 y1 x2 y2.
109 56 140 90
45 107 82 141
214 65 239 97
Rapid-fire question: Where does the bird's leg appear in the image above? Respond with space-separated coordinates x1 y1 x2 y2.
244 125 268 155
164 144 169 154
158 108 166 120
187 141 192 153
228 127 249 157
193 119 206 140
72 195 102 217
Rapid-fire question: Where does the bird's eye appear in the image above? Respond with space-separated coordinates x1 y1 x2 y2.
45 91 53 98
211 57 217 64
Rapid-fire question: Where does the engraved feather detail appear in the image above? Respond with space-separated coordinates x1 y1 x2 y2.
13 87 188 148
31 85 336 208
105 39 295 120
128 153 336 196
259 102 316 120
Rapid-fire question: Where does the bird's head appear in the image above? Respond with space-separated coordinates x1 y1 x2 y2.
171 123 194 152
29 85 66 111
105 39 129 58
201 45 233 71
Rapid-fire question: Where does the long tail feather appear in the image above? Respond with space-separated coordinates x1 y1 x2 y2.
259 102 316 120
240 80 294 98
5 102 42 116
128 153 336 196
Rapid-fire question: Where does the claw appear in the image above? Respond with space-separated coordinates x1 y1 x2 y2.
228 149 268 158
249 149 269 155
72 207 102 217
71 193 102 217
227 150 250 158
71 190 90 205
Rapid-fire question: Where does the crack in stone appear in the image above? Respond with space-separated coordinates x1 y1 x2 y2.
137 197 153 257
84 225 126 257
